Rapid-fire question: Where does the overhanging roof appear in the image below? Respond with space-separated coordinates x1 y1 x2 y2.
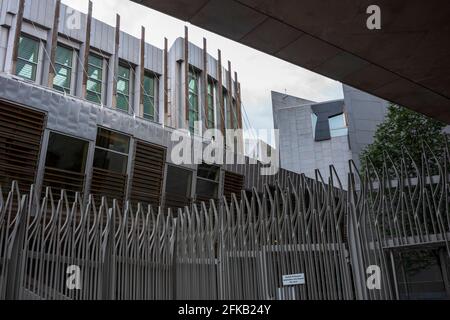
132 0 450 123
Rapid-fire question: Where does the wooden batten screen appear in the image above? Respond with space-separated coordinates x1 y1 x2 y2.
0 101 45 193
130 141 166 209
90 168 127 206
42 167 85 201
223 171 244 203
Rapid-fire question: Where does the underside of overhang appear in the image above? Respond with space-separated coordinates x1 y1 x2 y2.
132 0 450 123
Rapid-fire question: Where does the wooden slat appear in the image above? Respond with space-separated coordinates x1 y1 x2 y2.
42 167 85 202
223 171 244 203
90 167 127 205
0 101 45 194
130 141 166 208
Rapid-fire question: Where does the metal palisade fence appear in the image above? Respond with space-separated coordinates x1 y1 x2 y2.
0 138 449 300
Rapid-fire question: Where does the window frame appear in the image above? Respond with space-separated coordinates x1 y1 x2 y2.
207 79 216 129
329 112 349 138
15 34 41 82
188 66 200 134
86 52 106 105
53 44 76 94
143 71 157 121
116 62 133 112
93 127 131 175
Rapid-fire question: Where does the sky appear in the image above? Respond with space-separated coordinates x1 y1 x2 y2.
61 0 344 142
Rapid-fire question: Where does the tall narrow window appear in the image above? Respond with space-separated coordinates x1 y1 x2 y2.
223 89 230 129
15 35 40 81
188 67 199 134
232 99 238 129
117 64 131 112
53 45 74 94
143 72 156 121
86 53 104 104
207 80 215 128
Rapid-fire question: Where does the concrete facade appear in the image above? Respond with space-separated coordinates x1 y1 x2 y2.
272 86 389 188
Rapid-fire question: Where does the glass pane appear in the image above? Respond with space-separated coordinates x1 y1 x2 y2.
96 127 130 154
196 179 218 199
143 95 155 119
86 79 102 93
331 128 349 137
118 65 130 79
117 93 129 112
189 94 198 112
55 46 73 66
45 133 88 173
16 59 36 81
18 36 39 63
53 65 70 90
189 71 198 92
86 90 102 104
165 166 192 196
93 148 128 174
117 78 129 95
88 65 102 81
329 113 346 130
144 74 155 96
207 82 214 96
197 164 220 181
88 54 103 68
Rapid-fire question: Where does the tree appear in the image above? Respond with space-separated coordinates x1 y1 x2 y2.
360 104 447 175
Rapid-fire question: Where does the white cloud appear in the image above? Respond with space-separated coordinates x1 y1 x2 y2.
62 0 343 139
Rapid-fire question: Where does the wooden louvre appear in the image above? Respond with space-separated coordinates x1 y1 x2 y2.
90 167 127 206
0 101 45 193
223 171 244 203
42 167 85 201
130 141 166 209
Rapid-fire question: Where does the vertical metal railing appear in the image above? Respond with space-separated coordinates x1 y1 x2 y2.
1 138 449 300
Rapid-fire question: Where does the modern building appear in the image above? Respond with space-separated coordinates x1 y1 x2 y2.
272 85 389 188
0 0 303 211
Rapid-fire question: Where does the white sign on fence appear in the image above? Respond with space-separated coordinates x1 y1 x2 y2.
282 273 305 286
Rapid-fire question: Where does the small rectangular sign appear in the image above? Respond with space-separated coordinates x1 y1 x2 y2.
282 273 305 286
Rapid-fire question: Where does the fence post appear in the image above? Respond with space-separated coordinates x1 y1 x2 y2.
5 193 28 300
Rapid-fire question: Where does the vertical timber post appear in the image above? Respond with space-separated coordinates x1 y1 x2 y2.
47 0 61 88
82 1 93 99
112 14 121 109
139 26 146 117
10 0 26 76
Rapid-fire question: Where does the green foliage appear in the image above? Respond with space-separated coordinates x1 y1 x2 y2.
360 104 447 174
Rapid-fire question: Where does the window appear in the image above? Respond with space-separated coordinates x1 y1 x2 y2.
311 113 318 139
223 89 229 129
45 133 89 173
143 73 156 121
117 64 131 112
53 45 74 94
232 99 238 129
86 53 104 104
207 80 215 128
329 113 348 137
16 35 40 81
164 165 192 210
93 128 130 174
196 164 220 201
43 132 89 199
188 67 199 134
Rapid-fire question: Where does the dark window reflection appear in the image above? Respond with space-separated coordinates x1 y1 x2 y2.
45 133 89 173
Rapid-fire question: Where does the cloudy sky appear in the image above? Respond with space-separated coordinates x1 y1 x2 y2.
62 0 343 141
